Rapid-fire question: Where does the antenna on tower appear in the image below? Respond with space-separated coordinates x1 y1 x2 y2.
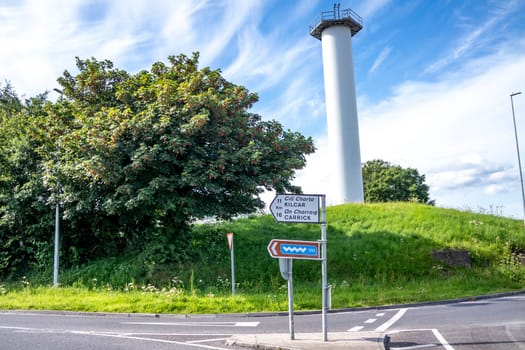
334 3 340 18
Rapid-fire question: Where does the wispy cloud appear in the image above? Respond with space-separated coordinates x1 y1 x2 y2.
369 46 391 73
424 0 520 74
0 0 265 94
354 0 392 19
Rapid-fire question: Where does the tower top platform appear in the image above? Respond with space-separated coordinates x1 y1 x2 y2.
309 3 363 40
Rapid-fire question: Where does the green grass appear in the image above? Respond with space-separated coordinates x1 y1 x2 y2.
1 203 524 314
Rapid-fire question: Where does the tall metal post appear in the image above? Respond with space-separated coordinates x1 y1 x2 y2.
287 259 294 340
231 241 235 296
227 233 235 296
510 92 525 228
320 195 328 341
53 203 60 287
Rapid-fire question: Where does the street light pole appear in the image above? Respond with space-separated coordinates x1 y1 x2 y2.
510 92 525 228
53 202 59 287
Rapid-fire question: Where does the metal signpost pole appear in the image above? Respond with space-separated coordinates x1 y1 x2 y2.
268 193 326 341
320 195 328 341
227 233 235 296
286 259 294 340
278 258 294 340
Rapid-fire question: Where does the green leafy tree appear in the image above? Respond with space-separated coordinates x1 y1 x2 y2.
362 159 431 204
0 54 315 275
51 53 315 265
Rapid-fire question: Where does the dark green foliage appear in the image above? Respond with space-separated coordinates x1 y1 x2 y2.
0 54 314 277
0 86 53 276
362 159 431 204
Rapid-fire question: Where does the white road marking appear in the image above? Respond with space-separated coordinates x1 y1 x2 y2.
365 318 377 323
347 326 364 332
0 325 231 350
121 321 259 327
186 337 230 344
391 344 436 350
432 328 455 350
376 308 408 332
95 333 232 350
234 322 259 327
376 312 386 317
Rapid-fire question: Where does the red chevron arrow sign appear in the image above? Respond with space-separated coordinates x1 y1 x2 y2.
267 239 321 260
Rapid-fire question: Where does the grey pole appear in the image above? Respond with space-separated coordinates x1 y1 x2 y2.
510 92 525 228
53 203 59 287
287 259 294 340
229 233 235 296
231 241 235 296
320 195 328 341
278 257 294 340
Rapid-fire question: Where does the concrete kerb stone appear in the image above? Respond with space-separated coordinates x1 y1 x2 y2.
227 331 386 350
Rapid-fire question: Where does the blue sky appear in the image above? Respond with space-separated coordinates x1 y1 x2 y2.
1 0 525 218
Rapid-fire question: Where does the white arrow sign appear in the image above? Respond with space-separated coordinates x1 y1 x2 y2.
269 194 321 223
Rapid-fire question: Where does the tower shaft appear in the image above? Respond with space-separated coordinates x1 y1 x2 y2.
311 5 364 204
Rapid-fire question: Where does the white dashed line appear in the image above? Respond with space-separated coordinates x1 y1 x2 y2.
364 318 377 324
348 326 364 332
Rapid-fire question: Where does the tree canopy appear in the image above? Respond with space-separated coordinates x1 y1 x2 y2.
0 53 315 276
362 159 431 204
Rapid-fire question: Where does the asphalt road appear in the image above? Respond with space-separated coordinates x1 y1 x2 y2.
385 293 525 350
0 292 523 349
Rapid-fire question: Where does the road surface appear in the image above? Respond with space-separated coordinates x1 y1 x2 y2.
0 292 523 349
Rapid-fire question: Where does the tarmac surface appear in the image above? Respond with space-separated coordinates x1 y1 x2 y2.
227 331 387 349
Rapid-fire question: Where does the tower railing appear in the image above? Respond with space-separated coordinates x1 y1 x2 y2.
309 4 363 39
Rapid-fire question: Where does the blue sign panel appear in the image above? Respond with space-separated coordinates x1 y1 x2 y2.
280 244 318 257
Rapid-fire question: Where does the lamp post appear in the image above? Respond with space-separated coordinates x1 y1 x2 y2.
510 92 525 227
53 201 59 287
52 88 62 287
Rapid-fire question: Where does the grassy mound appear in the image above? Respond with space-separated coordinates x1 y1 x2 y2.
1 203 524 312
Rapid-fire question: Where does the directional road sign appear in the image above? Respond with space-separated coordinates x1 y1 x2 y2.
269 194 321 223
267 239 321 260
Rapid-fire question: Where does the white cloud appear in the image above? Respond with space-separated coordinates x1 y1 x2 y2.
294 135 331 195
294 40 525 216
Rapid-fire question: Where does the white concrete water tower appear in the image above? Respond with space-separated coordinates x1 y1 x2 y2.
310 3 364 204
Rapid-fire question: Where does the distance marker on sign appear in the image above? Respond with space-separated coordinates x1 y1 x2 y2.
269 194 321 224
